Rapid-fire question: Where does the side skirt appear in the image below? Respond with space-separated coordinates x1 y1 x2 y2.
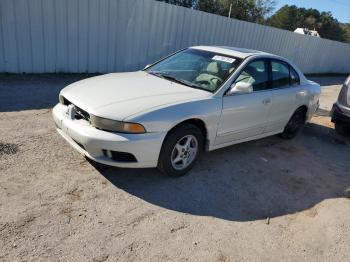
208 129 284 151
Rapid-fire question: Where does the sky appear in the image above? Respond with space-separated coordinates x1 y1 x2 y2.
273 0 350 23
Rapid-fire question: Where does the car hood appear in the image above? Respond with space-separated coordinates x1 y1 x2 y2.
60 71 210 120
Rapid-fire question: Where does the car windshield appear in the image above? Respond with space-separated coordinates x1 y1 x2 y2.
145 48 242 92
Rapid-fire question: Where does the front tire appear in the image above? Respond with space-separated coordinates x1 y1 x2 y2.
280 108 306 139
158 124 204 177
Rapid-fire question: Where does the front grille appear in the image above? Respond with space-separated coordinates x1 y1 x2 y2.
61 96 90 122
74 106 90 121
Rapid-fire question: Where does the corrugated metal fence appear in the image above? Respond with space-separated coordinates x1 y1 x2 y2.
1 0 350 74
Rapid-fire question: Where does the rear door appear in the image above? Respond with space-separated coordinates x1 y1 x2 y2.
264 60 301 133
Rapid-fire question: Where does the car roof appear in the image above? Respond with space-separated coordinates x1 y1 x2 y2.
190 45 272 59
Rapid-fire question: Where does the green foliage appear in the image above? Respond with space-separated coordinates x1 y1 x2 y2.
156 0 276 23
342 23 350 43
156 1 348 43
156 0 195 8
201 0 276 23
267 5 347 42
196 0 276 23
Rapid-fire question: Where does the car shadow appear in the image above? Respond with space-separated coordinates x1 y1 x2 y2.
91 122 350 222
0 74 98 112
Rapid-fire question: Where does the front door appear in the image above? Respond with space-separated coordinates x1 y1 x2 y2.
215 59 272 146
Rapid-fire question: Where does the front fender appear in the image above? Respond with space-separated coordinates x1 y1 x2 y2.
125 97 222 144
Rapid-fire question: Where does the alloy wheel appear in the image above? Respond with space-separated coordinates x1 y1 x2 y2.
170 135 198 170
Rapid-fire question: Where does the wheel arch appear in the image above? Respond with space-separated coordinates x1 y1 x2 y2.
164 118 209 150
296 105 308 122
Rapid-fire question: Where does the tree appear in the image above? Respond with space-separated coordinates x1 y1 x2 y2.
267 5 346 42
251 0 277 24
155 0 195 8
317 12 346 42
156 0 276 24
194 0 276 23
194 0 220 14
341 23 350 43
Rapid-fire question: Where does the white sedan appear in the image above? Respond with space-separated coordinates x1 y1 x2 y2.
53 46 321 176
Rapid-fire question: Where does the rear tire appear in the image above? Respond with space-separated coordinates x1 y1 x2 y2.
335 122 350 136
280 108 306 139
158 124 204 177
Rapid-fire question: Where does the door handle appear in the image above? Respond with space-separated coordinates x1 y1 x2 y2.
262 98 271 105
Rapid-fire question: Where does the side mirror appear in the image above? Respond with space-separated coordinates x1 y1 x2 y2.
227 82 253 95
144 64 151 70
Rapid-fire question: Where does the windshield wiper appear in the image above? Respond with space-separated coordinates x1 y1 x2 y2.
148 71 207 91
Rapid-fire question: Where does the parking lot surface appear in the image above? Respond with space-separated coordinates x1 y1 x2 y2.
1 74 349 261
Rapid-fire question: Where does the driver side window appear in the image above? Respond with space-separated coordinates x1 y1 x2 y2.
235 60 269 91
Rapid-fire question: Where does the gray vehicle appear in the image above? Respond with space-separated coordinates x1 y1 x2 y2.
331 76 350 135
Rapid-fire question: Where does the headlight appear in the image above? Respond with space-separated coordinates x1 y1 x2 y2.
90 115 146 134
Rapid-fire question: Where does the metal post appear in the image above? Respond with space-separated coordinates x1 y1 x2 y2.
228 2 232 18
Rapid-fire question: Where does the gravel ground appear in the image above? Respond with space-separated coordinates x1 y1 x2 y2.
0 74 349 262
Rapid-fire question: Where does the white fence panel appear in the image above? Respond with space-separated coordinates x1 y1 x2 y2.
1 0 350 74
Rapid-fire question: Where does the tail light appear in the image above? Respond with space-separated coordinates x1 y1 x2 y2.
338 79 350 107
345 75 350 86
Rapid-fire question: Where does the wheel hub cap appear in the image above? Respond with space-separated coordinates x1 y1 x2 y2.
171 135 198 170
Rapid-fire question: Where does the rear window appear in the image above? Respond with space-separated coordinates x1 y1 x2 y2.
271 61 290 88
271 60 300 88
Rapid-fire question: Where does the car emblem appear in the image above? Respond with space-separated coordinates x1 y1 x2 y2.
65 104 76 120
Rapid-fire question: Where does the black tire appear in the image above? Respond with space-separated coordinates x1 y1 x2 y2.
335 122 350 136
158 124 204 177
280 108 306 139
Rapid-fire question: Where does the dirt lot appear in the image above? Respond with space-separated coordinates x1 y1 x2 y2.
1 74 350 262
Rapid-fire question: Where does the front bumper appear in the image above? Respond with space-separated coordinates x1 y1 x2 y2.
331 103 350 125
52 104 166 168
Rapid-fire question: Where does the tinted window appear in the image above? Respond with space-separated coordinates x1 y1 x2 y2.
290 67 300 86
271 61 290 88
235 60 269 91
